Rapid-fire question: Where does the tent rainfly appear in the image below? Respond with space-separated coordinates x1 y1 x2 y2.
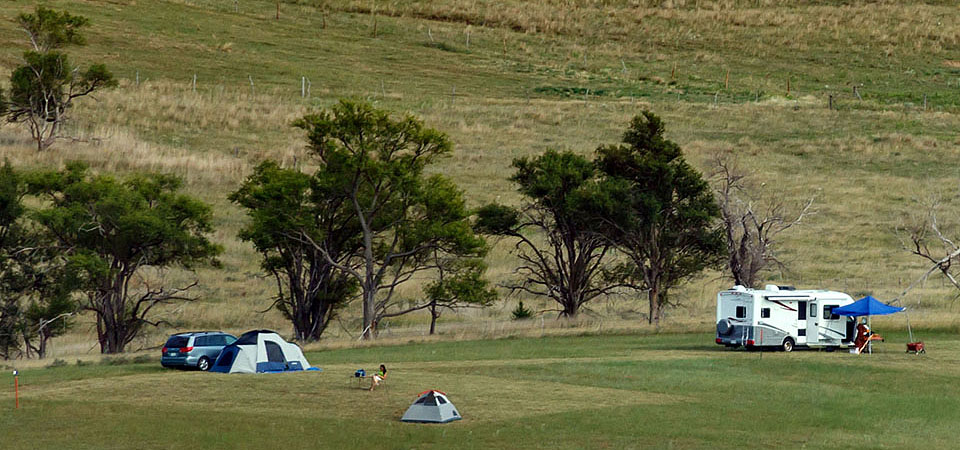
211 330 314 374
401 390 461 423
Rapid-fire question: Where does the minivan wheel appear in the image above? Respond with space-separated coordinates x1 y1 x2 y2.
198 356 211 371
781 338 795 353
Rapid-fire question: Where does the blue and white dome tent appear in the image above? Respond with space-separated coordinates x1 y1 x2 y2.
211 330 315 373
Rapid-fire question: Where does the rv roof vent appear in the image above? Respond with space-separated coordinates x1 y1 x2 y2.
777 285 796 291
732 285 747 292
764 284 780 292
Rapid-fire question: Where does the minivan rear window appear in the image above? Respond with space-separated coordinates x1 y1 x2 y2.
164 336 188 348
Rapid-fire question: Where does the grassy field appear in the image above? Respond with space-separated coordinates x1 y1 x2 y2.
2 332 959 449
0 0 959 353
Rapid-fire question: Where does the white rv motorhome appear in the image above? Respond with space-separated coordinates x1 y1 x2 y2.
715 285 856 352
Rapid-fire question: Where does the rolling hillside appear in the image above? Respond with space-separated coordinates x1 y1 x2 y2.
1 0 959 354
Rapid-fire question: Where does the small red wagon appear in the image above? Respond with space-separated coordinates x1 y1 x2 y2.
906 341 925 355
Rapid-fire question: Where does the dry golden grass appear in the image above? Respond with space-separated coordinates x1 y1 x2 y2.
6 78 960 358
321 0 960 58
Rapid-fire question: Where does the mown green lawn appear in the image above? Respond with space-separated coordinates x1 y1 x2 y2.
1 332 956 449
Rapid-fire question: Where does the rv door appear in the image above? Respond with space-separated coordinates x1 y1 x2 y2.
820 304 845 344
797 301 807 344
807 301 819 345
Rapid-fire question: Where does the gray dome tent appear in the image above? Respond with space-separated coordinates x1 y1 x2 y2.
401 390 461 423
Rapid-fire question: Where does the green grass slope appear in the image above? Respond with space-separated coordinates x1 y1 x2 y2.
3 333 960 449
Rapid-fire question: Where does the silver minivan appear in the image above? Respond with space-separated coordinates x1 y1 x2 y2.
161 331 237 371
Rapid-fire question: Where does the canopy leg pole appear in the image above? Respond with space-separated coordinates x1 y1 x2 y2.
868 316 872 354
905 309 914 343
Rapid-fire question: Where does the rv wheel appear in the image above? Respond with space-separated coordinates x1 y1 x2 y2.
781 338 795 353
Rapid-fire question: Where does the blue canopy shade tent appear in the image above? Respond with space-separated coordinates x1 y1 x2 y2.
833 296 905 354
832 296 904 317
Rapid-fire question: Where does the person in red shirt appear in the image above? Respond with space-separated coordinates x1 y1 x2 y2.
854 319 872 353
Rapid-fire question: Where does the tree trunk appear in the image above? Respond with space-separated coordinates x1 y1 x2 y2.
647 286 660 328
361 286 376 339
429 301 438 335
101 327 128 354
37 331 48 359
307 301 332 341
97 314 130 354
359 211 377 339
562 298 579 317
21 327 32 359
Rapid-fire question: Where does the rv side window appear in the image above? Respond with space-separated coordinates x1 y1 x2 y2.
810 304 817 318
824 305 839 320
760 308 770 318
735 306 746 318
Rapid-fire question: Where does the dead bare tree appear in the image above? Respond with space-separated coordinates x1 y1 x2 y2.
711 152 815 288
897 198 960 300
